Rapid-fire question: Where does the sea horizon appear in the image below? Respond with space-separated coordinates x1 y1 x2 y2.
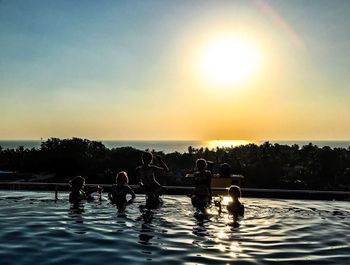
1 139 349 153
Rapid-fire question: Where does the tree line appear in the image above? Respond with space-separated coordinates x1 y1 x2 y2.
0 138 349 191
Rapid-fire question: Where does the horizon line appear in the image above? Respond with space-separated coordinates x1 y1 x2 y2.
0 138 350 142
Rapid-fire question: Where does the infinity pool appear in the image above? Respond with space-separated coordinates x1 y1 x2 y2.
0 191 349 265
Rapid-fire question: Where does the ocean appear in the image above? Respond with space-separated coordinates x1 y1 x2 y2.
0 140 349 153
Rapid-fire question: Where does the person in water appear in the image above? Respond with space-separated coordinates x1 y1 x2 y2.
227 185 244 218
191 158 212 211
69 176 102 203
136 152 169 208
109 171 136 211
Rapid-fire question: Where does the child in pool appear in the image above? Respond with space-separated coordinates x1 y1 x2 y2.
69 176 102 203
136 152 169 207
109 171 136 210
227 185 244 217
191 158 212 211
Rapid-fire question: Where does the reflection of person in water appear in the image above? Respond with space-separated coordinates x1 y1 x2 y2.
68 203 87 234
109 171 136 212
137 209 154 245
191 159 212 212
69 176 102 204
192 212 211 238
136 152 169 208
69 203 84 222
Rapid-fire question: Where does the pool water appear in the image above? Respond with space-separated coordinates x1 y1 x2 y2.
0 191 349 265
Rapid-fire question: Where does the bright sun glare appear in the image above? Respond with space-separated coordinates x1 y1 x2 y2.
199 37 260 87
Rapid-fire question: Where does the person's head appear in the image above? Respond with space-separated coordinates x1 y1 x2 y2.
206 160 214 172
142 152 153 165
228 185 241 199
69 176 85 190
196 158 207 171
220 163 231 177
116 171 129 185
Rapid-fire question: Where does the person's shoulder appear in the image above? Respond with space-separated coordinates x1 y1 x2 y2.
150 164 163 170
203 170 212 178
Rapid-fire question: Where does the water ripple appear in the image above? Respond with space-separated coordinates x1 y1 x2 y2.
0 191 349 265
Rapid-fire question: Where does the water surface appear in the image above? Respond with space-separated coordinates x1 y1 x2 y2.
0 191 349 264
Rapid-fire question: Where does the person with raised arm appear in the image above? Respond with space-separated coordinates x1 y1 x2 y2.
136 152 169 208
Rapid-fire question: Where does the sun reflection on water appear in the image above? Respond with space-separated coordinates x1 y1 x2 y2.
222 196 233 205
205 140 252 150
229 242 242 258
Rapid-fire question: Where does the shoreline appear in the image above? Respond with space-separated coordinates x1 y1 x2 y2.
1 182 350 201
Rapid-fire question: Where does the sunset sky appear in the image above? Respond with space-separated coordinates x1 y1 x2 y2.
1 0 349 140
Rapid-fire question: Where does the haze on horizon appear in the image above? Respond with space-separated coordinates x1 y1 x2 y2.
1 0 350 141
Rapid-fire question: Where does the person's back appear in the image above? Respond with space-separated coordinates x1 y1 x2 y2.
137 164 160 188
191 159 212 210
194 170 212 187
191 186 210 210
136 152 168 200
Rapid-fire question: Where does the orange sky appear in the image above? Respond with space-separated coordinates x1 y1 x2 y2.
1 1 349 140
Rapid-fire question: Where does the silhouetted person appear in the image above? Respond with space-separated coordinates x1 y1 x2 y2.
69 176 102 203
220 163 231 178
217 163 243 187
136 152 169 208
109 171 136 212
227 185 244 218
206 160 214 200
191 158 212 212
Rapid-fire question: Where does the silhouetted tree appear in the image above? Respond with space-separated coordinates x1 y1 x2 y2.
1 138 350 191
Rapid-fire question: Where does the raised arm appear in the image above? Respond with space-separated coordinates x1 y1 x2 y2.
128 186 136 203
135 166 144 186
84 186 98 200
155 155 169 172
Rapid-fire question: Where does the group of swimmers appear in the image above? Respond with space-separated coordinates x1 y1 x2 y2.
69 151 244 217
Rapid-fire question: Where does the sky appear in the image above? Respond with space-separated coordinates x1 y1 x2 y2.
0 0 349 140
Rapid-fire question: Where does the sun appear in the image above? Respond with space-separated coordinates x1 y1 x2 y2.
198 37 261 87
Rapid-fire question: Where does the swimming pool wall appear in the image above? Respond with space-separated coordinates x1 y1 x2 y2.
0 182 349 201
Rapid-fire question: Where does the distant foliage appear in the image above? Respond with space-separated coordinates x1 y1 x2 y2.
0 138 349 191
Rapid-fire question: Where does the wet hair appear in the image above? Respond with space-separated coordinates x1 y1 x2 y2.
116 171 129 185
228 185 241 198
69 176 85 189
196 158 207 171
142 152 153 164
